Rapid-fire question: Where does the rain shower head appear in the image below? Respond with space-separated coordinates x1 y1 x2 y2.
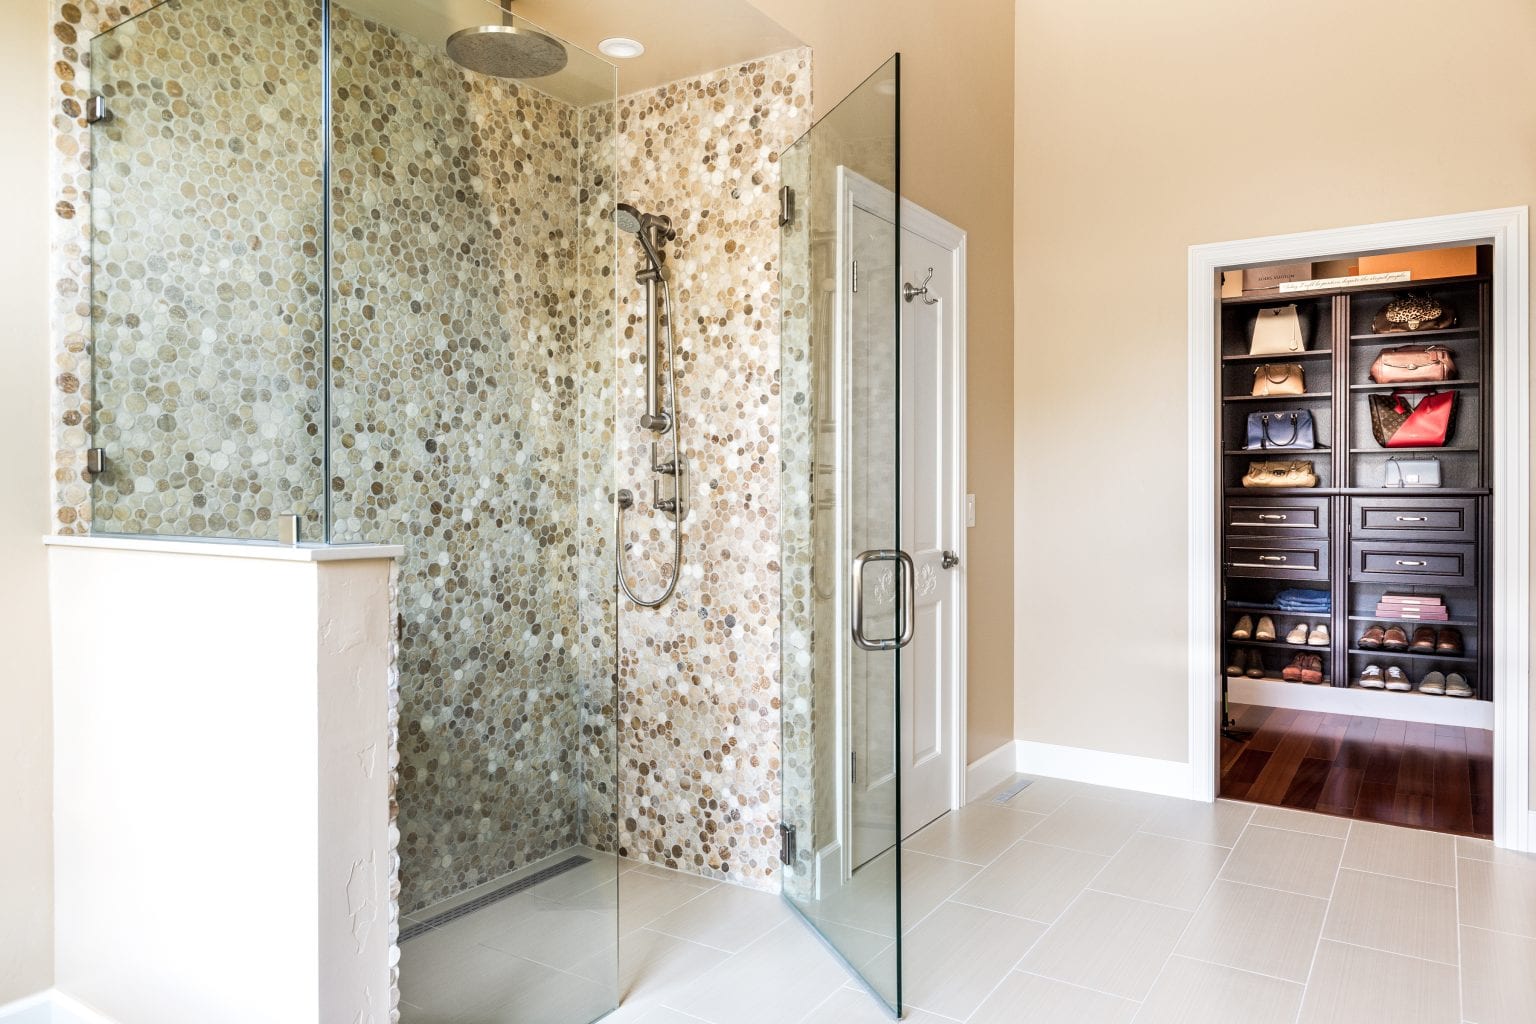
446 1 567 79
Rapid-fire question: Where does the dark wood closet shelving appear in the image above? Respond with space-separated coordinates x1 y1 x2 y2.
1218 255 1494 707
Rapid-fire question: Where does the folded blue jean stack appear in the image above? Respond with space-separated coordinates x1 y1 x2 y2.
1275 588 1331 613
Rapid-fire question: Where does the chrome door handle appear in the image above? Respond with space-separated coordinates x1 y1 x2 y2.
851 549 915 651
1395 559 1428 567
1256 514 1288 521
942 550 960 569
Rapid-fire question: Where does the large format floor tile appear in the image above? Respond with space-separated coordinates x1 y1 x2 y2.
873 901 1046 1020
1460 925 1536 1024
904 802 1046 864
1297 940 1460 1024
971 971 1139 1024
1018 890 1192 1001
1143 798 1253 848
1133 954 1304 1024
1220 824 1345 899
1340 820 1456 887
1174 878 1327 983
1089 832 1230 911
1320 869 1458 965
1025 795 1152 856
951 839 1108 923
1457 855 1536 939
647 882 790 952
663 922 850 1024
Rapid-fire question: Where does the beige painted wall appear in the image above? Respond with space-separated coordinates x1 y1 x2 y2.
1013 0 1536 797
750 0 1017 764
0 0 56 1001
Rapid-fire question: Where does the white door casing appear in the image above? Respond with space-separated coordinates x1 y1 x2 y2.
1186 207 1531 852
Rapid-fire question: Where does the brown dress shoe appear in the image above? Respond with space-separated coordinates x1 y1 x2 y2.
1436 628 1465 655
1300 655 1324 685
1282 655 1304 682
1382 625 1409 651
1410 626 1437 653
1357 625 1386 650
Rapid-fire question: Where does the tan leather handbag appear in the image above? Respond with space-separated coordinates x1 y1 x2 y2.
1251 363 1305 396
1250 304 1307 355
1242 460 1318 488
1369 345 1456 384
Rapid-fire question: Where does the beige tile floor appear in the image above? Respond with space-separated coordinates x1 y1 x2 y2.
399 776 1536 1024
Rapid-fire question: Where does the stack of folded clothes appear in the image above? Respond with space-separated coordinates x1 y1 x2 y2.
1275 588 1331 614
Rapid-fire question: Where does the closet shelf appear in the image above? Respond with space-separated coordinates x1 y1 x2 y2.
1348 381 1479 392
1227 638 1332 651
1224 448 1330 456
1346 614 1479 628
1221 273 1487 305
1349 326 1481 342
1347 446 1478 454
1224 393 1332 403
1222 350 1334 364
1345 647 1476 663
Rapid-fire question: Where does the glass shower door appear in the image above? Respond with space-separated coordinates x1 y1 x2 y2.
779 55 904 1014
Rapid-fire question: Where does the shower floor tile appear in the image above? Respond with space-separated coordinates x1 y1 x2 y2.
399 782 1504 1024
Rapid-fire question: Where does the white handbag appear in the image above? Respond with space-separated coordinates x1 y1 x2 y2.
1250 304 1307 355
1384 457 1441 488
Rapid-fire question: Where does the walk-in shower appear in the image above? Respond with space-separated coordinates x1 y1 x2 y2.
614 201 687 608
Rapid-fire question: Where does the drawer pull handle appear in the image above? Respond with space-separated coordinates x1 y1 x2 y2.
1257 555 1287 563
1256 514 1288 521
1395 559 1428 567
1395 516 1428 523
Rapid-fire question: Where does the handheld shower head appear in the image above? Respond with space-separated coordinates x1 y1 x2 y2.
614 202 673 273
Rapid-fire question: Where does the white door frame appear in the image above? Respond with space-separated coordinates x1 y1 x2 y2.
835 168 968 881
1186 207 1532 852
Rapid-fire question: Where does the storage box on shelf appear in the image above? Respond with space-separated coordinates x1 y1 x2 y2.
1216 249 1493 722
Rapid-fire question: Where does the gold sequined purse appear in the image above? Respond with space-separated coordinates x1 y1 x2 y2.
1371 294 1456 334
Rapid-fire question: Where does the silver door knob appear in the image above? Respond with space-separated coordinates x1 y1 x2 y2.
941 550 960 569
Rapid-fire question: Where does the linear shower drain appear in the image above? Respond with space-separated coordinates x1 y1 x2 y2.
399 854 592 942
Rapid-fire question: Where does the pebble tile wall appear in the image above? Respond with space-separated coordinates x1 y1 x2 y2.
609 50 810 889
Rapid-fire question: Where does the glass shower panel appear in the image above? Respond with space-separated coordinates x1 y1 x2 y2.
87 0 327 540
780 56 903 1014
326 0 618 1020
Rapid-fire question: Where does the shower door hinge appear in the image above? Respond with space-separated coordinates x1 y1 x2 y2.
85 447 108 478
851 259 859 294
778 185 795 227
778 823 798 866
850 751 857 784
85 95 111 124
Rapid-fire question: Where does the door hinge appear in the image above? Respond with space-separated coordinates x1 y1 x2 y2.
85 447 108 478
778 185 795 227
851 259 859 294
778 823 797 865
85 95 111 124
851 751 857 784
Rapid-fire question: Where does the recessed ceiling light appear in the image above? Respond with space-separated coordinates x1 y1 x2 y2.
599 36 645 59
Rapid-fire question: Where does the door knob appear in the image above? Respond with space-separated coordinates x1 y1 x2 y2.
941 550 960 569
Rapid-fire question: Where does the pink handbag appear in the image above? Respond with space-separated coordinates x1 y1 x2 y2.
1369 345 1456 384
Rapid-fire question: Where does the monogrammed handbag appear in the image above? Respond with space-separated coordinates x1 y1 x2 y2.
1251 363 1305 396
1242 460 1318 488
1250 305 1307 355
1370 345 1456 384
1245 410 1316 450
1368 390 1456 448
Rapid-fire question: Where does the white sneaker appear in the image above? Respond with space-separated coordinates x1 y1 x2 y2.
1385 666 1412 692
1307 624 1330 647
1285 623 1309 645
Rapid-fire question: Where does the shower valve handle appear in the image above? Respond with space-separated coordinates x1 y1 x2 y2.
651 441 677 476
652 478 678 514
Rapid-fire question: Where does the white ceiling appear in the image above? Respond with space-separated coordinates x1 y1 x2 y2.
336 0 804 105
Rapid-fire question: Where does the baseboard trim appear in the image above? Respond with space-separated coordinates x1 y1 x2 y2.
1230 677 1495 730
965 741 1018 799
1014 740 1197 800
0 990 120 1024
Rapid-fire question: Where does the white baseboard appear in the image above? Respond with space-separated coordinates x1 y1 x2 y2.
1230 677 1495 730
965 741 1019 800
1014 740 1197 800
0 991 120 1024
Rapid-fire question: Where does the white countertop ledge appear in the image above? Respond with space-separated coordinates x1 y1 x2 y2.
44 534 405 562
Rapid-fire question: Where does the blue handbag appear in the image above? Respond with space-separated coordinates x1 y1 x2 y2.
1244 410 1315 450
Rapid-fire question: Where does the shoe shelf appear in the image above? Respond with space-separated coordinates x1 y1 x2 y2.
1346 613 1479 628
1222 349 1334 364
1345 647 1474 663
1228 638 1332 651
1347 685 1477 700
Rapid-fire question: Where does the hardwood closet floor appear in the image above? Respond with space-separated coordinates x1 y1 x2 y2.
1220 702 1493 838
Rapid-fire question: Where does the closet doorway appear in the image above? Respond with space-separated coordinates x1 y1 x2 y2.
1187 209 1532 853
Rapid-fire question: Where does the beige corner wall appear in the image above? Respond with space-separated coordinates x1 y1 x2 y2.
1013 0 1536 792
0 0 56 1002
750 0 1017 764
